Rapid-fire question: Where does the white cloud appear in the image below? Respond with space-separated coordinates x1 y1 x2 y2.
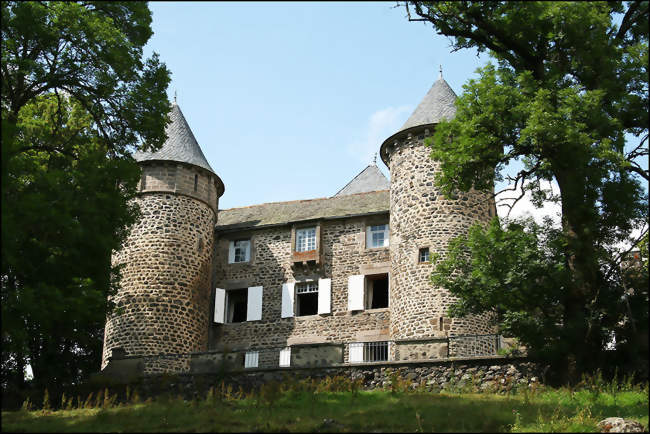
347 105 412 165
496 179 562 226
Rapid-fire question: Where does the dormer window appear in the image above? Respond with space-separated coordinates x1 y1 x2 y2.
228 239 250 263
296 227 316 252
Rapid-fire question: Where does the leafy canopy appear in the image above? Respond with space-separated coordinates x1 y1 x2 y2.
406 1 648 380
1 1 171 391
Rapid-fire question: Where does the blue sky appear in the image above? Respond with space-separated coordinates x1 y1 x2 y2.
143 2 491 210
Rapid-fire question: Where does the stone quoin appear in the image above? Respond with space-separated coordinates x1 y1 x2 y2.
101 75 499 375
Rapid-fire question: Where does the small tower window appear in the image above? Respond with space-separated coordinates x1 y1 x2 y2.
194 174 198 192
419 247 430 263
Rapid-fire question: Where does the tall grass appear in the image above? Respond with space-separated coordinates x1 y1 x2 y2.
2 373 647 432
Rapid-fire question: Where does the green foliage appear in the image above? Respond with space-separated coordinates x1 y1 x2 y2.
1 1 171 391
408 1 649 381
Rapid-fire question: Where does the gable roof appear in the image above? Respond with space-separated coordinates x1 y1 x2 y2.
333 164 390 197
134 103 215 174
399 77 457 132
216 190 389 231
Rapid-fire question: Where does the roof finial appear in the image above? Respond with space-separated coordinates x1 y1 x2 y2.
373 152 377 165
439 64 443 79
173 89 177 105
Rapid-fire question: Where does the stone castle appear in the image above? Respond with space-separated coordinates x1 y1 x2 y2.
101 75 498 375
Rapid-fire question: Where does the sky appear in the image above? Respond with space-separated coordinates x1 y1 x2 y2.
142 2 493 209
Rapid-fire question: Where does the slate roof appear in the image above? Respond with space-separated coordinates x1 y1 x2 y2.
216 190 389 231
134 103 215 174
333 164 390 197
399 76 457 132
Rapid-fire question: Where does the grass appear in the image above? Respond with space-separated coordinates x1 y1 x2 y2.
2 379 648 432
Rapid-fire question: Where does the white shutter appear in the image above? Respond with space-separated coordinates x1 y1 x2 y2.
247 286 263 321
279 347 291 367
244 351 259 368
317 278 331 314
348 275 365 311
384 226 389 247
281 282 295 318
228 241 235 263
214 288 226 323
349 343 364 363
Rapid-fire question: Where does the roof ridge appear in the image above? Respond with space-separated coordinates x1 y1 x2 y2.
219 189 389 212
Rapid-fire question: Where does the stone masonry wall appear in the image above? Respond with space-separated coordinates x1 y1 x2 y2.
134 357 545 400
101 175 218 368
386 129 496 354
211 214 392 367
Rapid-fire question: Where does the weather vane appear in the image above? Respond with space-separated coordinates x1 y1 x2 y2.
174 89 177 104
439 64 443 79
373 152 378 165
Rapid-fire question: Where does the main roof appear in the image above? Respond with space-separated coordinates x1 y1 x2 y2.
333 164 389 197
216 190 389 231
134 103 215 174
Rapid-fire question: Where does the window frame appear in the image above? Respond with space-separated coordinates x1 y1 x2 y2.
295 227 317 252
295 281 319 317
225 288 248 323
418 247 430 264
366 223 389 249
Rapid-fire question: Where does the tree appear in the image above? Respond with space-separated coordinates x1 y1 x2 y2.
1 1 171 392
404 1 648 381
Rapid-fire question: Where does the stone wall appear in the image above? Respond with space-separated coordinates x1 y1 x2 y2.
385 129 496 357
211 215 392 366
134 357 545 400
101 165 218 368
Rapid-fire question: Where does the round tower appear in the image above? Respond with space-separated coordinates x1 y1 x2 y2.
380 74 496 360
101 102 224 371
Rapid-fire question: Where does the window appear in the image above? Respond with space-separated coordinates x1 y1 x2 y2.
194 174 198 192
366 224 389 248
418 247 430 263
279 347 291 367
296 227 316 252
228 239 250 263
226 288 248 323
365 274 389 309
349 341 389 363
296 282 318 316
244 351 259 368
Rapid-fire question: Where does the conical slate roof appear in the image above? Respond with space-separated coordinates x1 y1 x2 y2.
134 103 215 174
333 164 390 197
399 76 457 132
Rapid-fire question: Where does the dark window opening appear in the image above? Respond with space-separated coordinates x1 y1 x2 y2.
194 174 198 192
366 274 388 309
419 247 430 263
227 289 247 323
296 282 318 316
140 173 146 191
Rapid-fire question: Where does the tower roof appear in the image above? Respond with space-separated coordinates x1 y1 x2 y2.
134 103 215 174
399 76 457 132
333 164 390 197
379 76 458 166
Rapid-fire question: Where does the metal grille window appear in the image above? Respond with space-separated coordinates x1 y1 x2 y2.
367 224 389 248
233 239 250 263
418 247 430 263
296 227 316 252
244 351 259 368
349 341 389 362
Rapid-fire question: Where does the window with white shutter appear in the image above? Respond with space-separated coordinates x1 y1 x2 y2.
347 275 365 311
279 347 291 367
214 288 226 323
246 286 263 321
317 278 331 315
281 282 295 318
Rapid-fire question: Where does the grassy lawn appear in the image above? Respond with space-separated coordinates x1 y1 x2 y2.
2 384 648 432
